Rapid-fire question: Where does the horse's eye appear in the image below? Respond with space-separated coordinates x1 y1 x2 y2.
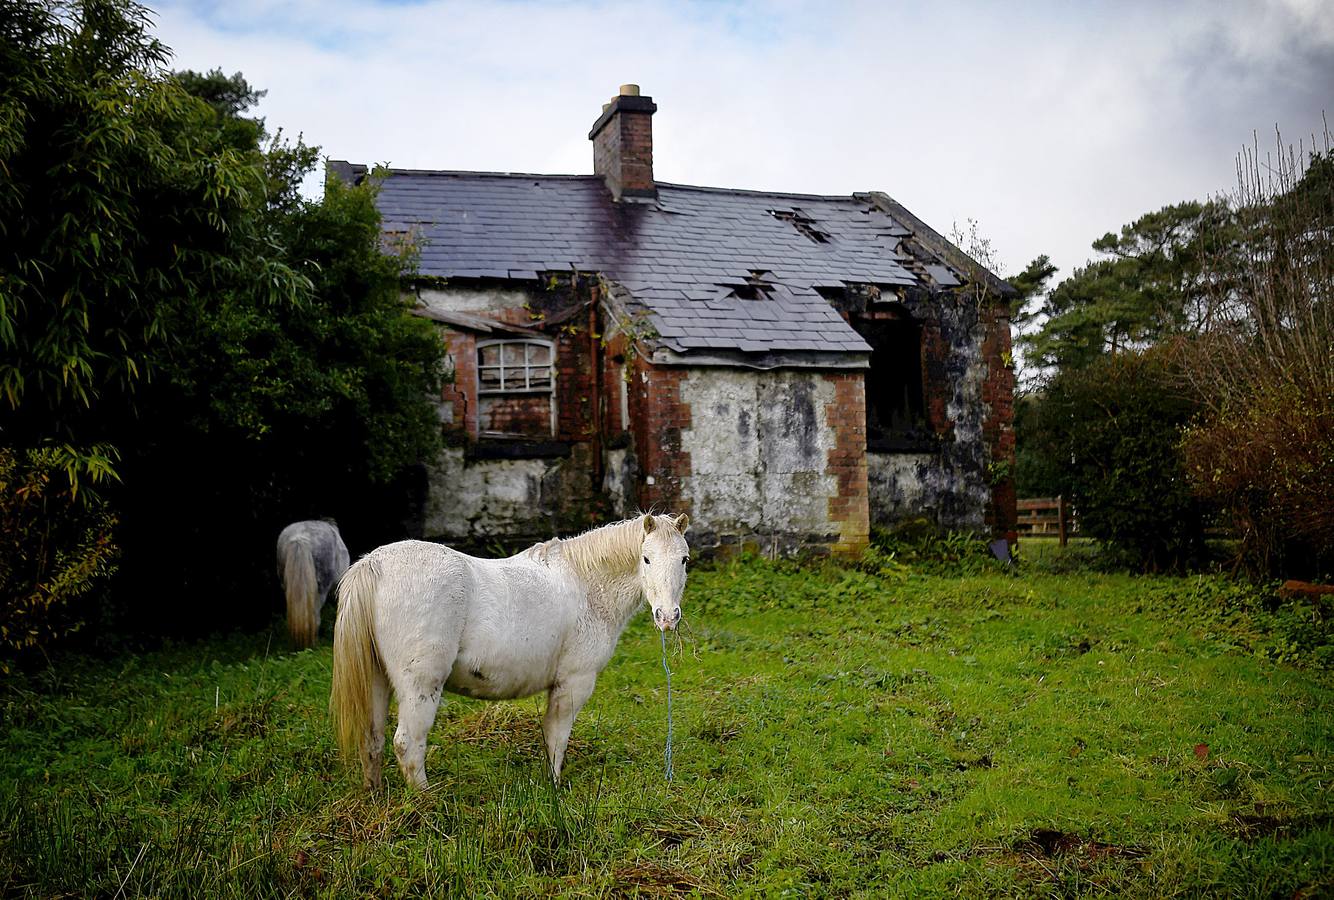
643 556 650 565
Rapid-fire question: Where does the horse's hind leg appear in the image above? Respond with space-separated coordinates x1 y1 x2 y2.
362 667 390 790
390 656 453 791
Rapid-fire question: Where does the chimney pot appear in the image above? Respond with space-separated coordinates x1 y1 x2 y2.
618 83 640 97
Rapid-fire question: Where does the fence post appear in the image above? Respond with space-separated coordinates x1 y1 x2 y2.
1057 494 1068 547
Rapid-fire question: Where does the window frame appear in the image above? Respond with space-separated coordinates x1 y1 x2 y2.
475 338 557 439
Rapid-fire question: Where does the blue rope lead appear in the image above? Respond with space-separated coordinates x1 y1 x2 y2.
660 628 674 782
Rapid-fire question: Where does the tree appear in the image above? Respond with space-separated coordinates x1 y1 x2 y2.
1 0 445 650
0 2 315 483
1013 203 1230 565
1022 201 1236 374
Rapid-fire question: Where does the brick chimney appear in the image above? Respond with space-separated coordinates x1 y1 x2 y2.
589 84 657 202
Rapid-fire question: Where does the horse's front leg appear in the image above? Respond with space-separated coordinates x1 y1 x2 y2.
542 673 596 783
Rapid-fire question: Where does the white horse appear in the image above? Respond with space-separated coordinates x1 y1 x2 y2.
277 520 350 649
330 512 689 789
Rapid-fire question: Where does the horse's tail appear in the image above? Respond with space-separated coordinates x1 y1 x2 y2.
330 556 381 764
282 536 319 649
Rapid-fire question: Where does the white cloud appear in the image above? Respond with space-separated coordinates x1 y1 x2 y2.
152 0 1333 282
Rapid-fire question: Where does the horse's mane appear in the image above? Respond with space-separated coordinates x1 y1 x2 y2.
546 517 647 581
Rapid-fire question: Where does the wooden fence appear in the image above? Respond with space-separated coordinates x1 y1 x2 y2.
1016 496 1076 546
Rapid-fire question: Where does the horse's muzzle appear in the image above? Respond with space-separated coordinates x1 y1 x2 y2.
654 606 682 631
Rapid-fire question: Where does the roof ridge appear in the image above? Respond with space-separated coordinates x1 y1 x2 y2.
654 181 868 203
383 168 603 181
379 167 875 203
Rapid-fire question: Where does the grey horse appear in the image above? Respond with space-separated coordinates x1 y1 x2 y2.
277 520 350 648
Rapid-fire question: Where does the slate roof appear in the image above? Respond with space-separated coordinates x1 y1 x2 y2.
370 169 981 356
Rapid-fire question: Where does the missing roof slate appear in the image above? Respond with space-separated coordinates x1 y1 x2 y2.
769 208 831 244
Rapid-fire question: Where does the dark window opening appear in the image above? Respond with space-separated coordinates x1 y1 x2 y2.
769 208 831 243
859 316 931 449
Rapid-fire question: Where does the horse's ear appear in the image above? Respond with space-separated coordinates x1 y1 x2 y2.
641 513 656 534
672 513 689 533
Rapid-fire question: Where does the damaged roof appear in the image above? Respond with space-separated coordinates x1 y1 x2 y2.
364 169 1011 357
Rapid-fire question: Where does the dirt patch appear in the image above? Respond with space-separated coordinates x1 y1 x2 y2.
612 862 719 897
641 813 728 848
1018 828 1145 860
1228 810 1333 841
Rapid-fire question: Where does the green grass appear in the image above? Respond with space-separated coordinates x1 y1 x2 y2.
2 555 1331 897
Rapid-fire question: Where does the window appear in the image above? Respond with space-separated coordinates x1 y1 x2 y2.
476 339 556 438
857 313 930 450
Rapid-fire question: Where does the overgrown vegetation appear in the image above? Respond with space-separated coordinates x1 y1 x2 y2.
0 0 445 657
1181 145 1334 576
1017 131 1333 578
2 554 1330 897
1029 351 1207 571
0 447 119 663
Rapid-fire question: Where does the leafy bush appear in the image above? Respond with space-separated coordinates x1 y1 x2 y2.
869 521 1003 576
0 447 119 667
1181 145 1334 578
0 2 445 641
1184 390 1334 578
1030 351 1207 571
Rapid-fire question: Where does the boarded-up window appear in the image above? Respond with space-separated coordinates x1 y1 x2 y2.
477 339 555 438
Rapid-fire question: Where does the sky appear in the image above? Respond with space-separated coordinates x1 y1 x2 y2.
152 0 1333 284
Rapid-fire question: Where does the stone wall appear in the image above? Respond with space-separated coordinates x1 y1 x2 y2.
411 277 1014 551
422 442 602 546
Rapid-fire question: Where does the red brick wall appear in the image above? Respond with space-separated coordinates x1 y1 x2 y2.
479 394 551 436
433 305 597 443
592 100 655 199
554 327 595 441
440 330 477 438
601 333 631 436
920 320 954 439
980 307 1018 534
627 357 692 515
824 372 871 555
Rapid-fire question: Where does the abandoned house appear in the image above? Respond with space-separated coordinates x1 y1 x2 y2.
330 86 1017 556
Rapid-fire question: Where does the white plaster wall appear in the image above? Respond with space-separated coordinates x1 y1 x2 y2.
418 286 534 316
867 452 987 530
679 369 838 540
602 446 635 518
424 447 549 541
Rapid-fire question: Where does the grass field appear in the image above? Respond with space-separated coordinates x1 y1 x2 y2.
2 543 1331 897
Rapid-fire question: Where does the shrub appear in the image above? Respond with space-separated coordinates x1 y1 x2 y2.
1183 389 1334 577
1181 142 1333 577
1031 351 1207 571
0 447 119 667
